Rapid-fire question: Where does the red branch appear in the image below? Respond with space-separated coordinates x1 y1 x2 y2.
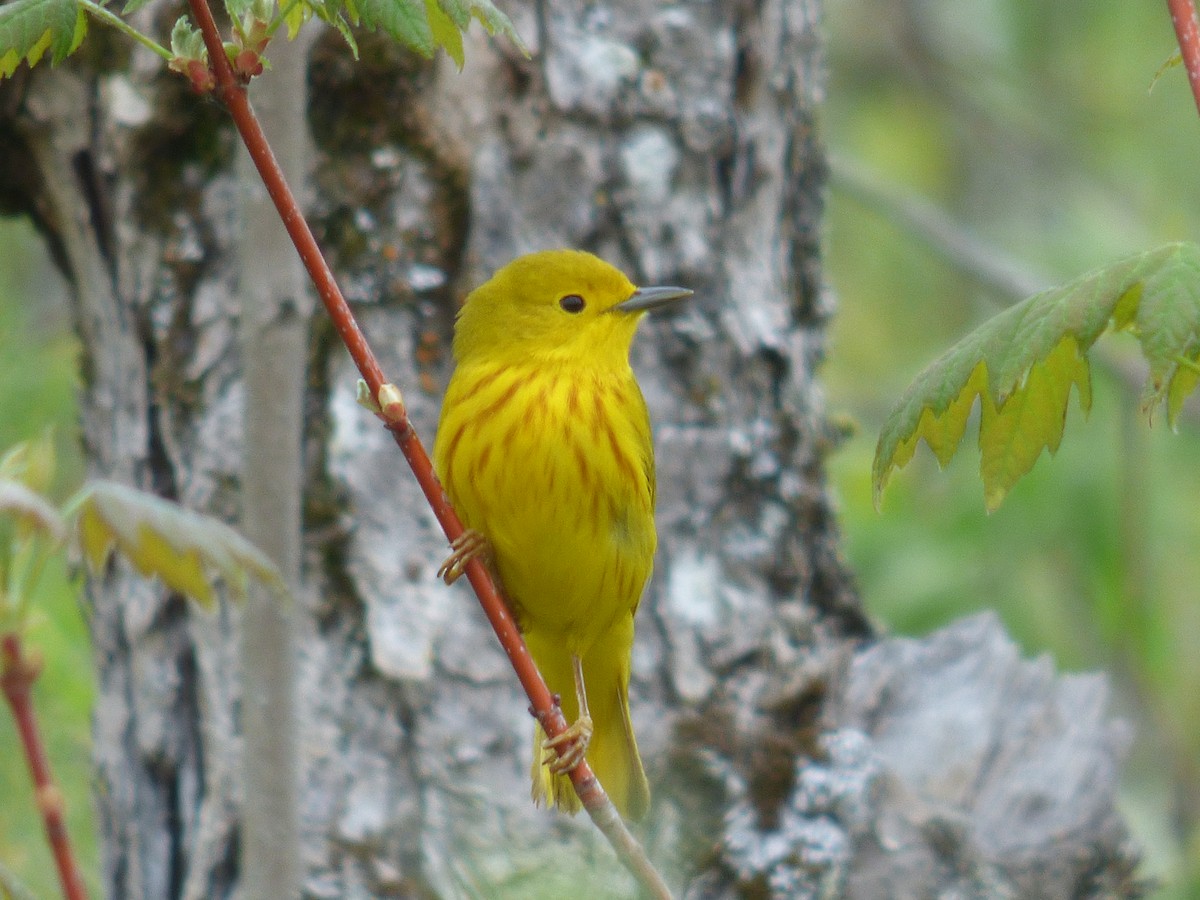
1 633 89 900
1168 0 1200 116
181 3 671 896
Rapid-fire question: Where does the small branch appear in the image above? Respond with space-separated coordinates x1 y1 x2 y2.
76 0 173 62
1167 0 1200 117
1177 354 1200 375
583 801 673 900
828 156 1046 301
180 1 672 893
266 0 306 40
1 633 89 900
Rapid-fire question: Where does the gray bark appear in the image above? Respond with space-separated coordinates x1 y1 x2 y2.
0 0 1138 897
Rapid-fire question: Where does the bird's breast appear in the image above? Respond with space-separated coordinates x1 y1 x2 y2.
434 362 657 642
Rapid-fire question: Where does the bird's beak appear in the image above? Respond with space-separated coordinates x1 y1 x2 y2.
612 285 693 314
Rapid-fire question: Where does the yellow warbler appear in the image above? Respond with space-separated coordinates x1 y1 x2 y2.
433 249 691 820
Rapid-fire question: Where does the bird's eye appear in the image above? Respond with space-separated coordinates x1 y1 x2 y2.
559 294 586 314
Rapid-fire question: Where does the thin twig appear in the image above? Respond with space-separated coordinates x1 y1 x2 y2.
828 156 1046 301
76 0 173 61
179 2 673 894
1167 0 1200 117
1 633 89 900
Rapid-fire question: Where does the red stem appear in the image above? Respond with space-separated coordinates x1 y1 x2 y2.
1 633 89 900
182 0 608 814
1168 0 1200 116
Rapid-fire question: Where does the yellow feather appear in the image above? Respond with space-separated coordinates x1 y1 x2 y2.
433 249 687 820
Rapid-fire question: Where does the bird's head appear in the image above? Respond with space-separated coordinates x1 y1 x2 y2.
452 250 692 368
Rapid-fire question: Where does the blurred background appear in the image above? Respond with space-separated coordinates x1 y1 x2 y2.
823 1 1200 897
1 1 1198 896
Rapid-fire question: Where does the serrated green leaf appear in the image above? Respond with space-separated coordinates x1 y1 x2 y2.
351 0 433 56
169 15 206 61
1167 344 1200 428
886 361 988 476
73 481 288 609
1110 282 1141 332
978 335 1090 511
874 242 1200 510
0 479 66 543
225 0 256 22
320 0 522 60
0 0 87 80
436 0 467 27
458 0 523 52
0 433 56 493
331 11 357 55
280 0 315 39
426 0 461 66
1130 244 1200 414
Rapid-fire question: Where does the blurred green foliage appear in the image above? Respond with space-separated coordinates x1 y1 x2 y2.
825 1 1200 896
0 218 96 897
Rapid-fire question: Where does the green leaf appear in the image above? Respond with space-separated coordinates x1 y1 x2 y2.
0 432 56 494
350 0 434 57
454 0 524 51
315 0 523 62
225 0 259 23
0 0 86 80
0 858 39 900
73 481 287 609
0 479 66 543
426 0 461 66
874 242 1200 511
428 0 529 66
168 15 206 62
977 335 1090 511
436 0 468 28
329 10 357 54
280 0 314 39
298 0 357 53
1168 345 1200 424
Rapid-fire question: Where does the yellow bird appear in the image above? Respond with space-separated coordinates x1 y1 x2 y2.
433 249 691 821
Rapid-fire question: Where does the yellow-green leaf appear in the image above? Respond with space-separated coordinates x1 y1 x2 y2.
73 481 287 609
978 336 1090 511
887 361 988 475
0 479 66 543
426 0 462 67
874 242 1200 509
0 857 39 900
0 0 87 80
450 0 525 53
350 0 434 57
1168 346 1200 428
0 433 56 494
282 0 314 39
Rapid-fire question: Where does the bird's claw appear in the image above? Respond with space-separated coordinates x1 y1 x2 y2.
542 715 593 775
437 529 490 585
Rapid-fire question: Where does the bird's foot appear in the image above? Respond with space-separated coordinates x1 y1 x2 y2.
437 529 490 585
542 714 593 775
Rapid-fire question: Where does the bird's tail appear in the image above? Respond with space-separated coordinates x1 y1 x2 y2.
529 621 650 821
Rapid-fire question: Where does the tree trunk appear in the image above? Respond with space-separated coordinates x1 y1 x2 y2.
0 0 1137 897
